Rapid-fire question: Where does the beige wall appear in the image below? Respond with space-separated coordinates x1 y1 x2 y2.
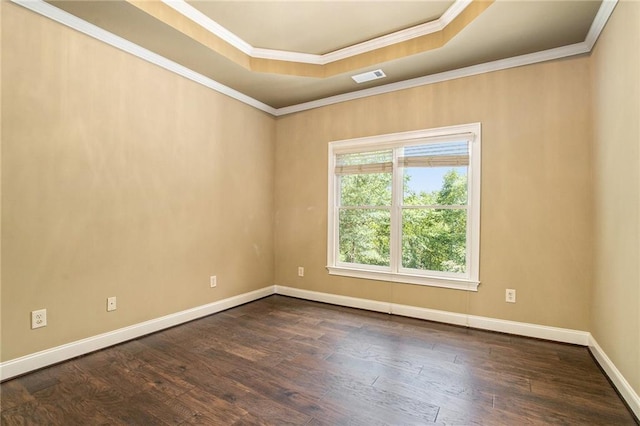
2 1 638 406
591 1 640 396
1 3 275 361
275 57 593 331
0 0 4 358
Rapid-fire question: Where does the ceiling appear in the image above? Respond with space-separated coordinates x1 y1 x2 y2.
33 0 608 113
187 1 454 55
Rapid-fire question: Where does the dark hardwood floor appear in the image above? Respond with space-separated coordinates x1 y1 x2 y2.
1 295 637 425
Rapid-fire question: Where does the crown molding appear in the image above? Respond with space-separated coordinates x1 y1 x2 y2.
319 0 473 65
11 0 618 118
163 0 253 55
584 0 618 48
162 0 472 66
10 0 277 116
251 48 323 66
440 0 475 24
274 0 618 116
274 41 592 116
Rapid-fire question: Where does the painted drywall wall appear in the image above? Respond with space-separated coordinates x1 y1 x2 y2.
274 56 593 331
591 1 640 396
0 0 4 358
1 3 275 361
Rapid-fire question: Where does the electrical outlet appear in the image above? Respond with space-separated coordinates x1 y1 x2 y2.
107 296 117 312
505 289 516 303
210 275 217 288
298 267 304 277
31 309 47 329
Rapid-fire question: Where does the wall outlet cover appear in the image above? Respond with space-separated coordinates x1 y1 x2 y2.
31 309 47 329
107 297 117 311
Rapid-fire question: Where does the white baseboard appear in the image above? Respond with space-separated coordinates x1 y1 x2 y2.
276 285 640 418
391 302 472 327
465 314 590 345
589 335 640 420
275 285 590 345
4 283 637 422
275 285 392 314
0 286 275 381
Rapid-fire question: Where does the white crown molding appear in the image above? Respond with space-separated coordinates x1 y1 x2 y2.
274 41 592 116
10 0 618 118
163 0 253 55
440 0 474 24
274 0 617 116
319 0 473 65
251 48 323 65
10 0 277 116
584 0 618 48
161 0 472 66
320 20 443 65
589 335 640 419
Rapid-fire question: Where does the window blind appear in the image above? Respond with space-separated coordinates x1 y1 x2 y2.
335 150 393 175
398 141 469 167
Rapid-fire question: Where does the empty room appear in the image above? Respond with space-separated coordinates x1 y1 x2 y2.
1 0 639 424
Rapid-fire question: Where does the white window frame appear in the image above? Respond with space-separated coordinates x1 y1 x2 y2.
327 123 481 291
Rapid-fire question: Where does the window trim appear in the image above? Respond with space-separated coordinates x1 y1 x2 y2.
327 123 481 291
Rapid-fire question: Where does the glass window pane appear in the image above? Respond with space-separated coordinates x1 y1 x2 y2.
340 173 392 206
339 209 391 266
402 208 467 273
403 167 467 206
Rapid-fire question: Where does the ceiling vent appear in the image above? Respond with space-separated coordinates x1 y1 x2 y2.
351 69 386 84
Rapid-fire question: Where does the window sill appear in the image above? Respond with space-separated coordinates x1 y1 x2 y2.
326 266 480 291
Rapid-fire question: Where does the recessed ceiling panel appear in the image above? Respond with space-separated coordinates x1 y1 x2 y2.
186 0 454 54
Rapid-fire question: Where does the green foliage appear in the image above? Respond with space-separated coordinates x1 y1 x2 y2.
339 209 390 266
338 173 392 265
340 173 392 206
338 169 467 273
436 169 467 206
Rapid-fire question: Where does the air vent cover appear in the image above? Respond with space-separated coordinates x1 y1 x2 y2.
351 69 386 84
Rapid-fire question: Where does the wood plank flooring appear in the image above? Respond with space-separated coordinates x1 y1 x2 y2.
1 295 637 425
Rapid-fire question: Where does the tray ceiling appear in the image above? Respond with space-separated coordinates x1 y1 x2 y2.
30 0 607 113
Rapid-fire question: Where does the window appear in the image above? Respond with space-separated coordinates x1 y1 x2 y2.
327 123 481 291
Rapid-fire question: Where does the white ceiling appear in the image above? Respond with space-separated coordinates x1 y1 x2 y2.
186 1 453 54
